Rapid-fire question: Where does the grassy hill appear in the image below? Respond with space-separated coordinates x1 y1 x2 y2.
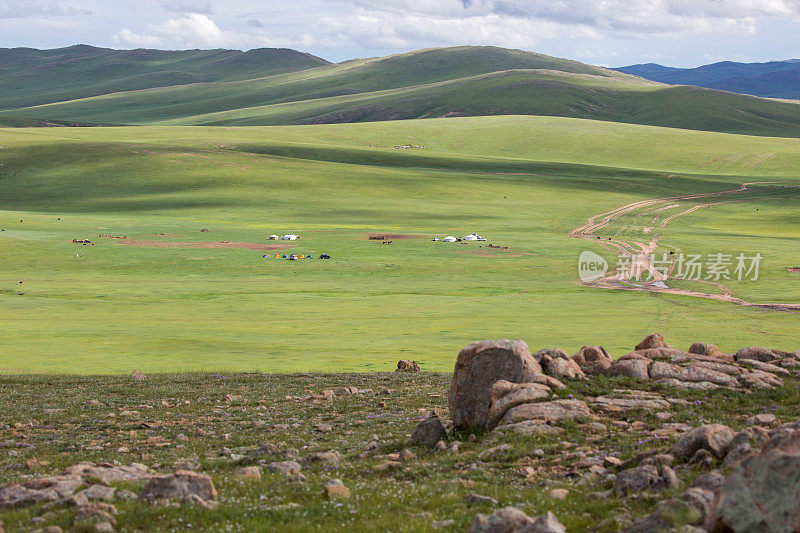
0 44 329 110
5 46 800 136
1 116 799 373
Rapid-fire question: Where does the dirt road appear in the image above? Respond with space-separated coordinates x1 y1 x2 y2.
570 182 800 311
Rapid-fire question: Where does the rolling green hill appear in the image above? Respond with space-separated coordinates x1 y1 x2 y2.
0 44 329 110
1 116 800 373
4 45 800 137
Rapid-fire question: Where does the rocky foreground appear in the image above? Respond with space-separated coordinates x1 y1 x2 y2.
0 334 799 532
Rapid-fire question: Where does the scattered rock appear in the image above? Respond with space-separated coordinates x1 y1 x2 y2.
635 333 669 351
323 479 350 499
468 507 566 533
486 380 552 427
235 466 261 481
465 493 499 506
499 399 592 426
140 470 217 505
572 345 613 375
304 451 341 468
549 488 568 500
616 465 672 497
268 461 302 477
411 412 447 446
468 507 534 533
735 347 778 363
688 342 727 360
745 413 779 427
669 424 735 460
396 360 421 372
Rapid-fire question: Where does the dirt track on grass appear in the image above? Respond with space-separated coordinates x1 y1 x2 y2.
569 181 800 311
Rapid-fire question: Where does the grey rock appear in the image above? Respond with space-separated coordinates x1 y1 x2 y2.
411 413 447 446
669 424 735 460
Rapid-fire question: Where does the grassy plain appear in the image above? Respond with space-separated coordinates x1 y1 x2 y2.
1 116 799 374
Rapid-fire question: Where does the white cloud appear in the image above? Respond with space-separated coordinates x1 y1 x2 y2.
115 12 230 48
0 1 91 19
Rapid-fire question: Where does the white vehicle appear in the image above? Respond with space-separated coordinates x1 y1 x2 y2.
282 234 299 241
268 235 279 240
443 236 458 242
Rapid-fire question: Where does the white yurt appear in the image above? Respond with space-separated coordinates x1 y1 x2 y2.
282 234 299 241
268 235 279 240
443 236 458 242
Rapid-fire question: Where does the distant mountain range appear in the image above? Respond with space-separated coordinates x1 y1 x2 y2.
2 45 800 137
615 60 800 100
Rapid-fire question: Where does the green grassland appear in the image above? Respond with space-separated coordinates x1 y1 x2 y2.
1 116 799 374
4 46 800 137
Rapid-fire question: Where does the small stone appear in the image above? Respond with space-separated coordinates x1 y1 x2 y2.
478 444 512 459
267 461 302 477
603 456 623 468
465 493 499 506
744 413 779 427
434 440 447 452
235 466 262 481
399 449 416 461
655 412 673 421
549 488 568 500
323 479 350 499
131 370 147 381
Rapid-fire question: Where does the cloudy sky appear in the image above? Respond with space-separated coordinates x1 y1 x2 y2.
2 0 800 67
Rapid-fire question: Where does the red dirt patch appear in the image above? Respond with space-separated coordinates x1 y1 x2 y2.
120 241 293 251
365 233 419 240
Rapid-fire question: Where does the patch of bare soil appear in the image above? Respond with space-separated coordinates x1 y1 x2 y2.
366 233 419 240
120 241 293 251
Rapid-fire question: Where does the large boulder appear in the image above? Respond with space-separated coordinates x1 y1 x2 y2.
498 399 592 426
635 333 669 351
448 340 543 430
543 357 585 380
486 381 551 428
607 359 651 380
736 347 778 363
533 348 585 379
669 424 735 461
706 428 800 532
688 342 732 361
572 345 612 375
